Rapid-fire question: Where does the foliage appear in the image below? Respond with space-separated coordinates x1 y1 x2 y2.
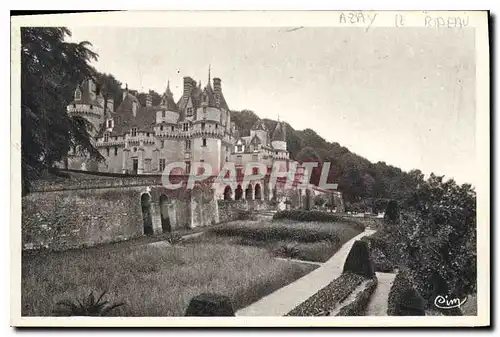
234 210 255 221
275 242 300 259
273 210 366 231
342 240 375 278
384 200 400 225
166 233 183 245
21 27 104 195
335 278 378 316
378 174 476 309
387 270 426 316
53 290 125 316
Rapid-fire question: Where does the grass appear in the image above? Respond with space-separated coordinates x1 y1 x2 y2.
22 239 316 316
207 219 364 262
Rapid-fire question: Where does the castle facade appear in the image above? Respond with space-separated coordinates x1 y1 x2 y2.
66 74 299 201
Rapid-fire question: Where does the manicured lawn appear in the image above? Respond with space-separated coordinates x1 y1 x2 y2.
22 238 316 316
206 219 364 262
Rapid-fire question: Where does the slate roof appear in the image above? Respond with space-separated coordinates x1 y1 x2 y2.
272 121 286 142
251 119 268 131
69 78 104 108
101 92 162 137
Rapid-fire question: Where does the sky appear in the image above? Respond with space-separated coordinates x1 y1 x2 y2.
67 27 476 185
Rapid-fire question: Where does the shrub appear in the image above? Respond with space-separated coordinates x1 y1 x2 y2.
53 290 125 316
166 233 183 245
342 240 375 278
274 242 300 259
384 200 400 225
235 210 255 221
388 270 426 316
336 277 378 316
185 293 235 316
273 210 365 231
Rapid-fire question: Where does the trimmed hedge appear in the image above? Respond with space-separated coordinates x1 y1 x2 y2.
273 210 365 231
185 293 235 316
342 240 376 278
286 272 365 316
387 270 426 316
336 277 378 316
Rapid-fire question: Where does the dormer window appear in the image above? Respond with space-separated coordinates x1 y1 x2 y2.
75 89 81 101
171 125 175 131
104 133 109 142
237 145 243 152
131 128 137 137
162 111 166 118
182 123 189 132
107 120 112 128
187 107 193 117
160 125 164 131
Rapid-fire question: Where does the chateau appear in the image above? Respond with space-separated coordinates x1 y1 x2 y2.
65 74 300 201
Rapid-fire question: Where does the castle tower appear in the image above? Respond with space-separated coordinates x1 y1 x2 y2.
250 119 268 147
67 78 105 136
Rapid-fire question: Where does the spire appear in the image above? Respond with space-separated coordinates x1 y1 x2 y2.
165 80 173 97
208 64 211 85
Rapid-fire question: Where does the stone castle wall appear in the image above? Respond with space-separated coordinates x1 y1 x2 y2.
22 171 219 251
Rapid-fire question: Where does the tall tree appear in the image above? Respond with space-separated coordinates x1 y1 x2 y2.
21 27 103 195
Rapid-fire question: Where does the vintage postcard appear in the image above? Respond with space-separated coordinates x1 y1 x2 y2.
10 10 490 327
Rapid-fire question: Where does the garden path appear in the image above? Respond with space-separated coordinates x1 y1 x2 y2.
365 272 396 316
236 229 376 316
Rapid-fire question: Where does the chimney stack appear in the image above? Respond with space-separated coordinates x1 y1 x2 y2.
183 76 196 99
106 98 114 113
213 78 221 107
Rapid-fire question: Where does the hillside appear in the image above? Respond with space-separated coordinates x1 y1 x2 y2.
231 109 423 208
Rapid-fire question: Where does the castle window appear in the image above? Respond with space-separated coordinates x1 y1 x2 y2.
133 147 137 152
187 107 193 117
114 147 118 156
73 104 76 108
159 159 166 172
146 132 150 137
201 123 205 131
160 125 163 131
185 139 191 150
203 107 207 114
275 151 278 155
90 105 93 110
171 125 175 131
162 111 166 117
252 167 259 175
104 133 109 142
161 140 165 148
75 90 81 100
215 124 218 129
237 145 243 152
107 120 112 128
131 128 137 137
185 161 191 174
106 148 110 156
202 138 207 147
182 123 189 132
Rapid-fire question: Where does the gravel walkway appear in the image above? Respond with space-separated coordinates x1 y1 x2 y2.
365 272 396 316
236 229 376 316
